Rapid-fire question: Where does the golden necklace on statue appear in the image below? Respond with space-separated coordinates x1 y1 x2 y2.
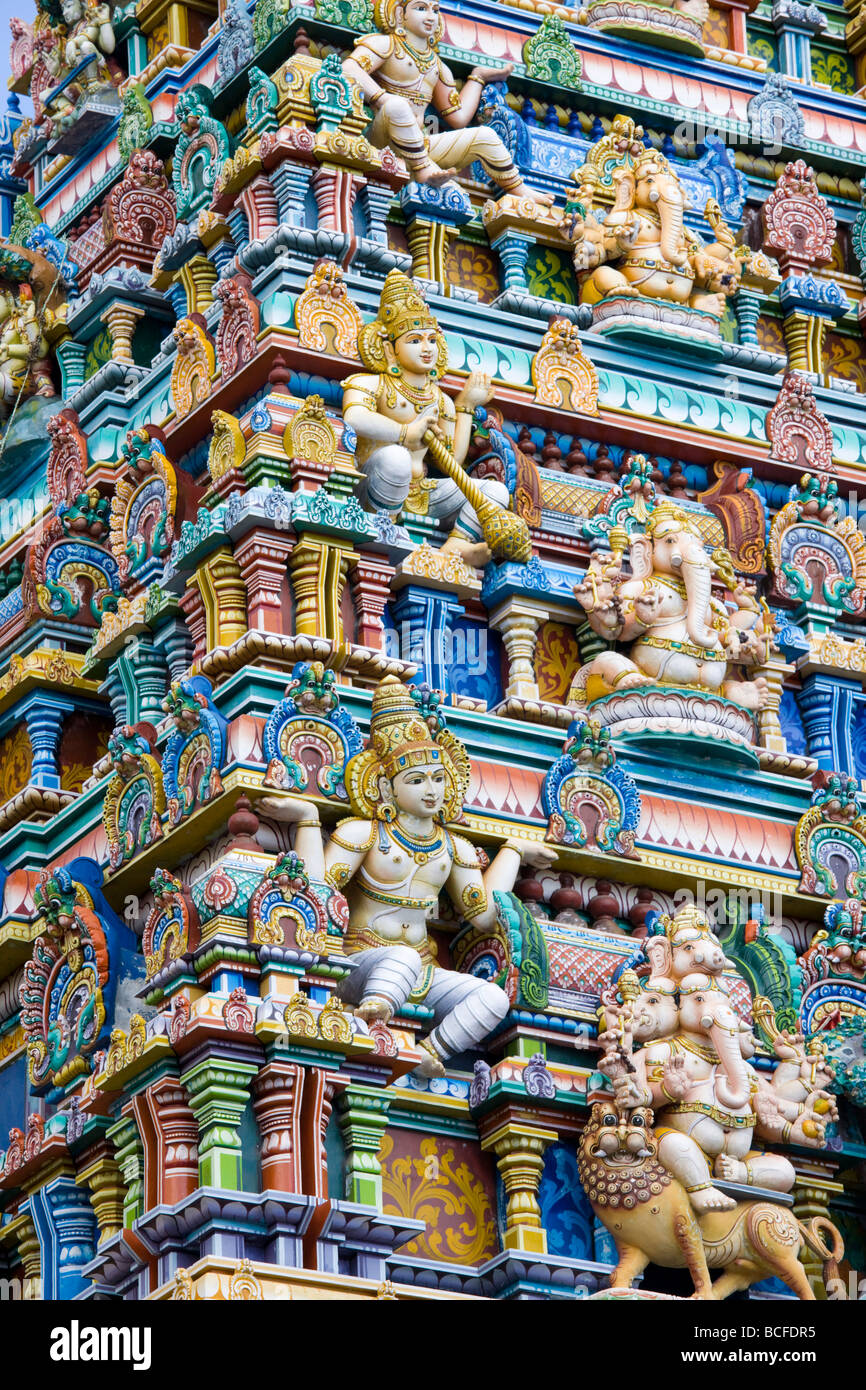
385 376 438 411
395 33 438 72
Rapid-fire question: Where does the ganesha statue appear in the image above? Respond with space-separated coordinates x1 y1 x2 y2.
570 503 771 730
0 282 56 413
598 905 837 1218
564 117 743 345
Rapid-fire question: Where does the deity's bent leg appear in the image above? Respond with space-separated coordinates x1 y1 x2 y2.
337 944 424 1022
421 967 509 1063
427 128 523 193
370 96 443 180
656 1129 736 1214
428 476 509 543
359 443 413 515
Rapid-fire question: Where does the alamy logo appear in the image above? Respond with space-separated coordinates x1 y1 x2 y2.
49 1320 152 1371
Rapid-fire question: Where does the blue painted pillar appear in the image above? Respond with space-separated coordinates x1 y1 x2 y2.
490 232 533 294
390 586 465 694
25 1175 97 1300
798 676 858 773
21 695 74 790
270 164 309 228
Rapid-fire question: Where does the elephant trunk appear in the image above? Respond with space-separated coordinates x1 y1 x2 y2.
658 188 685 266
681 554 717 649
702 1010 752 1110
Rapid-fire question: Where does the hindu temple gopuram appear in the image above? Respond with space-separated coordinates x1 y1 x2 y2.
2 0 866 1309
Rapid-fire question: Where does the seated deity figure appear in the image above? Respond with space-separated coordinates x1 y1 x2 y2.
343 269 511 566
342 0 553 204
598 911 835 1215
261 676 556 1076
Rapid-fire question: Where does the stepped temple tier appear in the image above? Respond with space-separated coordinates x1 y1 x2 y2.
1 0 866 1306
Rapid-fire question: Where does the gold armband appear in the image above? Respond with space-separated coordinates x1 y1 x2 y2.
325 862 353 890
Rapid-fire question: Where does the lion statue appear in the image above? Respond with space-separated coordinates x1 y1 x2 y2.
578 1100 844 1300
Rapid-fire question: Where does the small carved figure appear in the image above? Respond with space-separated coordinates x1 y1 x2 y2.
342 0 552 205
571 503 770 710
260 676 556 1076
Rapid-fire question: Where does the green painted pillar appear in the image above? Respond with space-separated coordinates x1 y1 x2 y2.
106 1113 144 1227
182 1057 258 1191
337 1087 391 1208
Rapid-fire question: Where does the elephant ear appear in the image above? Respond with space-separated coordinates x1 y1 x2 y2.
630 534 653 580
644 935 672 980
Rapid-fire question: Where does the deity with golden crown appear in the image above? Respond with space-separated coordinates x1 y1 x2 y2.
260 676 556 1076
342 0 553 205
343 268 511 565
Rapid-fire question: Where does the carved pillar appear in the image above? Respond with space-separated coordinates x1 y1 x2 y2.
491 231 533 295
480 1117 557 1254
771 0 827 81
55 339 87 396
178 584 208 664
799 675 858 772
733 287 762 346
179 255 218 315
289 538 353 644
2 1209 41 1299
154 615 195 682
182 1055 259 1191
399 182 472 290
132 1076 199 1210
350 555 395 650
239 174 280 242
252 1061 305 1192
336 1086 391 1207
107 1111 145 1227
100 301 146 363
310 165 360 236
300 1066 343 1200
192 546 249 650
76 1142 126 1246
488 600 543 701
25 1170 98 1300
22 695 72 789
270 162 310 227
359 182 393 247
390 585 464 692
235 530 294 634
755 650 793 752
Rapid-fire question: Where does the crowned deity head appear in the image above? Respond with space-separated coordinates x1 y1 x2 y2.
373 0 444 46
358 269 448 381
346 676 470 824
645 903 730 990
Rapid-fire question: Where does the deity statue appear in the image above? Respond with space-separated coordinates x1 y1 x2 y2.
0 282 55 412
343 269 525 566
570 503 770 710
260 676 556 1076
598 906 836 1216
564 117 742 337
44 0 117 126
342 0 552 205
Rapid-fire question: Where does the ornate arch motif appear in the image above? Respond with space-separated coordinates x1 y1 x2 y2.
101 151 176 269
295 259 363 358
542 720 641 858
46 409 89 510
215 273 260 378
110 429 179 588
800 899 866 988
768 474 866 617
23 526 121 625
247 852 348 949
795 775 866 898
162 676 228 825
172 85 231 220
262 661 363 798
142 869 201 979
171 316 215 417
102 725 166 871
766 372 834 472
21 868 111 1089
208 410 246 485
747 72 804 148
762 160 836 275
531 316 599 414
284 396 338 466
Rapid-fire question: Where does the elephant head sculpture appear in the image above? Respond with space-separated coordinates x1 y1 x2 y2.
678 982 753 1110
629 512 718 651
630 151 689 267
